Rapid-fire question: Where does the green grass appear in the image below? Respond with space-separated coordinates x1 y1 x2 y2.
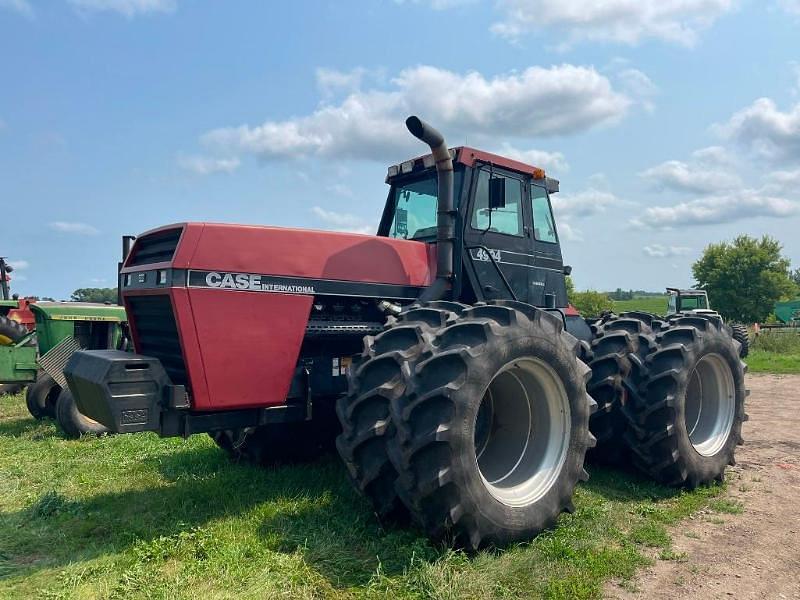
0 392 736 599
611 296 667 315
747 331 800 374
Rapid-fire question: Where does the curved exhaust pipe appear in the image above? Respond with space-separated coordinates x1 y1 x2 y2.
405 116 454 302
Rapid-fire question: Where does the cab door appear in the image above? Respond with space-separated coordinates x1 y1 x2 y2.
529 182 566 307
462 166 534 302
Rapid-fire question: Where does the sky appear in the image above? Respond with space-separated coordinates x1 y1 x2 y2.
2 0 800 299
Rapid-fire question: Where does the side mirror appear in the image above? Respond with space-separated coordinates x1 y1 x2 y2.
489 177 506 210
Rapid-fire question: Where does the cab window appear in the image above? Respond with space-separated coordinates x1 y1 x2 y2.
471 170 523 236
531 185 558 243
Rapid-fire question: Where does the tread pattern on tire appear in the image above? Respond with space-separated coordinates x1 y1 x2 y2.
0 315 33 346
335 300 467 520
623 312 748 488
386 300 597 549
586 312 663 463
729 323 749 358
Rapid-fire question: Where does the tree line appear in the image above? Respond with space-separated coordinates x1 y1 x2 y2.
569 235 799 324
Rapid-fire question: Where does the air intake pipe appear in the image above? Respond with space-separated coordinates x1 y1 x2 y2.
405 116 454 302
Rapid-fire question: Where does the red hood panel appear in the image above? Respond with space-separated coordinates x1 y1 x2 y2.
171 222 435 285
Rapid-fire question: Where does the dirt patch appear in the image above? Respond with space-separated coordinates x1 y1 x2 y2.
606 374 800 600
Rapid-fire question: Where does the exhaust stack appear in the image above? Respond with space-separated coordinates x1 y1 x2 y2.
405 116 454 301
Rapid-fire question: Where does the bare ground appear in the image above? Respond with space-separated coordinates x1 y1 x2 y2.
606 374 800 599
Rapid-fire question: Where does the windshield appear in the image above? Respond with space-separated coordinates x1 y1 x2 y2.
388 170 463 240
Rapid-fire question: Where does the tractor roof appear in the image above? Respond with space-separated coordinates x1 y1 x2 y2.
666 287 707 295
386 146 560 192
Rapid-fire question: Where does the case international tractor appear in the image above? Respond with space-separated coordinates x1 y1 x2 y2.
65 117 747 548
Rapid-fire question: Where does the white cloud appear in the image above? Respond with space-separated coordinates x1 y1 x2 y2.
316 67 369 97
177 155 240 175
326 183 354 198
7 259 29 270
632 190 799 228
489 0 735 46
311 206 373 235
642 244 692 258
616 68 658 112
557 221 583 242
779 0 800 15
552 188 625 219
394 0 476 9
0 0 34 18
717 97 800 162
641 161 739 194
68 0 176 17
49 221 100 235
496 143 568 173
202 64 632 162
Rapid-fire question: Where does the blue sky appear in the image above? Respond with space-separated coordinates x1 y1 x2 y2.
2 0 800 299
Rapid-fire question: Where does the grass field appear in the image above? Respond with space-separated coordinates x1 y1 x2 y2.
610 296 667 315
0 391 738 600
747 330 800 374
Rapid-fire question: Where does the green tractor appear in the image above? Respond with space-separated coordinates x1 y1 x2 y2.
667 288 749 357
0 257 37 396
21 302 128 437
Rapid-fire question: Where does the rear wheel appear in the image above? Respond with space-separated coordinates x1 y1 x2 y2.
388 302 596 549
624 315 747 487
55 388 109 438
729 323 749 358
0 315 30 347
586 313 663 463
26 374 60 419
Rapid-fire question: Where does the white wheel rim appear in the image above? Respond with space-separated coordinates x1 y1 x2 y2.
684 353 735 457
473 358 571 507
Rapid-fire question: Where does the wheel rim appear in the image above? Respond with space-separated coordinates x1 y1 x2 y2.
684 353 735 457
473 358 571 507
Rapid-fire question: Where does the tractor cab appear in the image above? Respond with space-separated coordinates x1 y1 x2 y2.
666 287 713 315
379 146 567 308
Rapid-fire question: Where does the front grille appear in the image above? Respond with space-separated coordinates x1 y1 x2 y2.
128 228 182 266
127 295 188 387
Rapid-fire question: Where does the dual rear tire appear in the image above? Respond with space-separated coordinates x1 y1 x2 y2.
337 301 597 548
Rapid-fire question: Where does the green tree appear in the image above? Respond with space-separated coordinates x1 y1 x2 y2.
71 288 118 304
692 235 796 324
792 268 800 290
571 290 614 318
565 275 575 303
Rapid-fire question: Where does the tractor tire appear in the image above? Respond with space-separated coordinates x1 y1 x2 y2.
26 374 61 420
729 323 750 358
0 315 31 347
387 301 597 549
624 314 747 487
55 388 109 438
0 317 34 398
211 409 338 466
586 312 663 464
336 301 467 521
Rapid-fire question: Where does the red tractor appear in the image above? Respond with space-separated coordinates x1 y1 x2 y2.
66 117 747 548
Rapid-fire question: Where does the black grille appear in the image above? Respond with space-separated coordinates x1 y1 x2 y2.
128 228 182 266
127 295 188 387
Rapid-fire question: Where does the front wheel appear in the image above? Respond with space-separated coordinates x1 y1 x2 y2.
388 302 596 549
26 374 60 420
55 388 109 438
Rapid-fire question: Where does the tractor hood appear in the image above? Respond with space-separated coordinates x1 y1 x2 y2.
121 222 435 291
118 223 436 412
